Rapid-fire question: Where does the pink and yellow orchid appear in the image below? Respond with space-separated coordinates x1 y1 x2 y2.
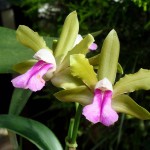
11 11 97 92
55 30 150 127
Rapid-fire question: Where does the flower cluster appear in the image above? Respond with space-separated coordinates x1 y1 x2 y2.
11 11 150 127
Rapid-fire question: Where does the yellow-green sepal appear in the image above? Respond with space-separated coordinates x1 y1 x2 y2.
89 54 123 74
54 86 93 105
112 94 150 120
113 69 150 97
16 25 49 52
97 29 120 84
51 68 83 89
70 54 98 90
54 11 79 65
13 59 37 74
56 34 94 72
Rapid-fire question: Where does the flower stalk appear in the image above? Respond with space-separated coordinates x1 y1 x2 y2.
66 104 82 150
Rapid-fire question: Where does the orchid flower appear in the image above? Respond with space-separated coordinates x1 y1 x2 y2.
11 11 97 92
82 78 118 126
55 30 150 126
11 49 56 92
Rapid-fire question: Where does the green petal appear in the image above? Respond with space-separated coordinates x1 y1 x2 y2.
13 59 37 74
16 25 50 52
51 68 83 89
112 94 150 120
97 29 120 84
54 86 93 105
113 69 150 97
89 54 123 74
0 115 63 150
54 11 79 65
56 34 94 72
70 54 98 90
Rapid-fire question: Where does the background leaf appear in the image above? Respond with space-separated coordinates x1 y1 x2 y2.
8 88 32 115
113 69 150 97
70 54 97 90
0 114 63 150
112 94 150 120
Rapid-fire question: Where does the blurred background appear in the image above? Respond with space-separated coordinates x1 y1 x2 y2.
0 0 150 149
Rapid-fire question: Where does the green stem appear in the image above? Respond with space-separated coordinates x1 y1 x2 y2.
65 104 82 150
71 104 82 144
65 119 75 150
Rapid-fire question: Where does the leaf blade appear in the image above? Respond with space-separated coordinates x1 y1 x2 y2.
9 88 32 115
0 115 63 150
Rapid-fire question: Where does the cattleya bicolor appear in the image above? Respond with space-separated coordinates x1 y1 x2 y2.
55 30 150 126
11 11 97 92
82 78 118 126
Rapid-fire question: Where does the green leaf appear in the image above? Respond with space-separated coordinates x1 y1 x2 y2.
112 94 150 120
0 114 63 150
51 68 83 89
54 86 93 105
70 54 98 90
113 69 150 97
13 59 37 74
57 34 94 72
98 29 120 84
54 11 79 65
9 88 32 115
16 25 50 52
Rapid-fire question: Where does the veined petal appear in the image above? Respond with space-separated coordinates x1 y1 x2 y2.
27 63 53 91
100 91 118 126
33 49 56 70
83 78 118 126
11 60 53 92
